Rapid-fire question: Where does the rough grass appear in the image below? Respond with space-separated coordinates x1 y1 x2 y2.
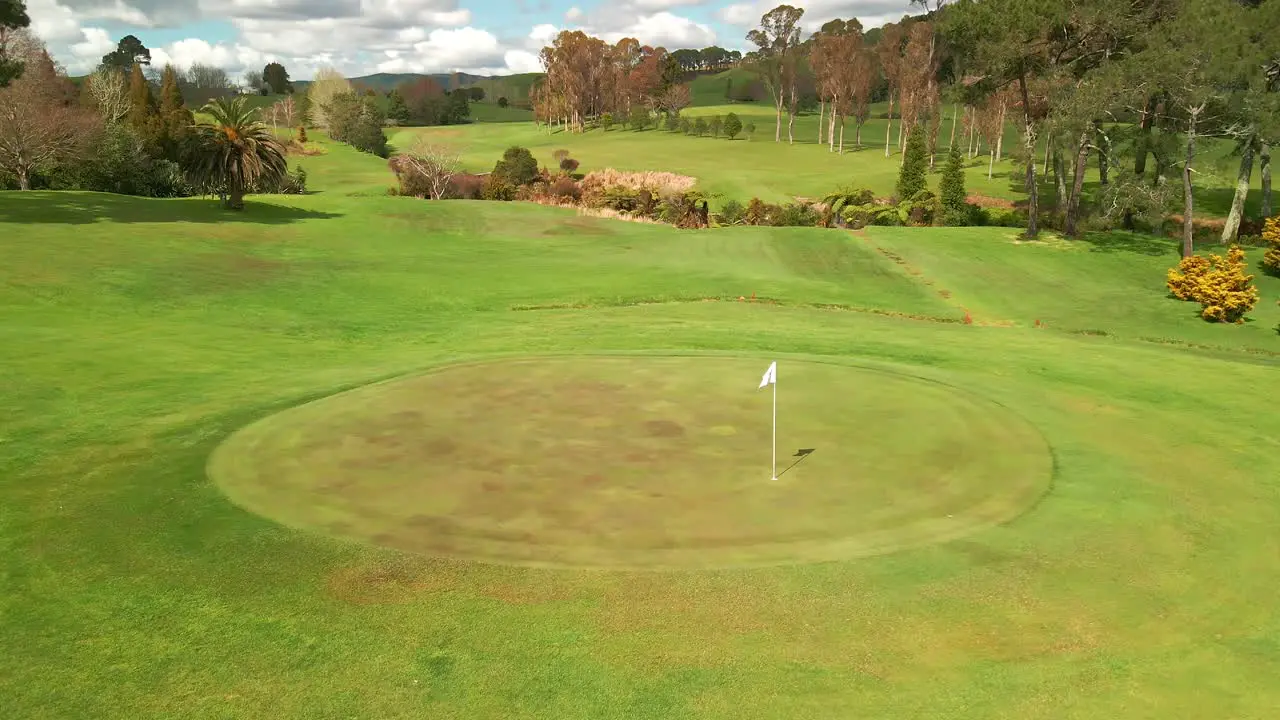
3 136 1280 718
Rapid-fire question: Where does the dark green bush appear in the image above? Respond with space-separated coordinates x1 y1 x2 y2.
716 199 746 225
492 146 539 186
480 174 515 200
775 202 821 227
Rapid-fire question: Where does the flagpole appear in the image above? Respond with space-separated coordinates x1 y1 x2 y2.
771 369 777 481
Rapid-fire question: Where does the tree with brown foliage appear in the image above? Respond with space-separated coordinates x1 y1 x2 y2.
392 139 461 200
0 39 98 189
876 22 906 157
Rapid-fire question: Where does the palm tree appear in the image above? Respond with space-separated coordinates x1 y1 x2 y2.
189 96 287 209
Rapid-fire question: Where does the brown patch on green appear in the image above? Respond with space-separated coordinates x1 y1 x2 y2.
324 557 460 605
210 357 1052 569
643 419 685 438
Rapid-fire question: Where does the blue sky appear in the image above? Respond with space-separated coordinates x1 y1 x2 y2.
26 0 915 80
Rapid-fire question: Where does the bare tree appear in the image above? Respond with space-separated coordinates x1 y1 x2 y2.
185 63 230 89
396 140 462 200
274 95 297 130
0 41 97 189
876 22 905 157
86 65 130 124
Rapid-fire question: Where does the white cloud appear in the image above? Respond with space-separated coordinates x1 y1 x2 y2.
69 27 117 62
503 49 542 74
595 12 717 49
565 6 585 23
26 0 84 42
717 0 909 32
150 38 276 75
374 27 507 74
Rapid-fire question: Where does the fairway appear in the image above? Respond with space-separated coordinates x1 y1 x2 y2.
210 356 1051 569
6 127 1280 719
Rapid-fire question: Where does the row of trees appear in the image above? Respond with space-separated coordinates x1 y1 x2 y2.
1 18 293 206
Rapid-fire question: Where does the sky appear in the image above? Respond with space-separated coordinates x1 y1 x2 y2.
25 0 918 80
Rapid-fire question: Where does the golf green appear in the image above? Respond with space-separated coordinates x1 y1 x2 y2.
209 356 1052 569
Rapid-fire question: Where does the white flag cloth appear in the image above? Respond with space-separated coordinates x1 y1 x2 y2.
758 361 776 389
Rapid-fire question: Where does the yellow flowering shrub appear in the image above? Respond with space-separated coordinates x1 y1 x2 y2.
1166 255 1212 301
1262 216 1280 276
1167 247 1259 323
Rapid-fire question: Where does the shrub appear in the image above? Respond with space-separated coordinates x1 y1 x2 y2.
579 169 697 206
600 112 614 130
446 172 485 199
492 146 539 186
1167 247 1260 323
549 176 581 202
1262 216 1280 276
744 197 773 225
664 112 679 132
1167 255 1213 301
658 191 707 228
723 113 742 140
679 116 692 135
896 124 929 200
939 144 967 217
297 126 308 143
708 115 723 138
905 189 940 226
694 117 708 137
716 199 747 225
629 105 650 130
498 96 509 108
872 206 906 226
559 157 580 175
481 174 515 201
553 149 570 164
775 202 821 227
840 204 875 229
744 121 756 139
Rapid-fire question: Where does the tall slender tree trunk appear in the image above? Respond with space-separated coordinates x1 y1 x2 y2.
1017 71 1040 239
818 100 825 145
897 114 905 155
1093 119 1109 186
829 105 837 152
949 103 958 151
1064 131 1092 237
1221 135 1257 244
1052 147 1067 211
1042 133 1053 176
774 92 783 142
1262 144 1272 218
839 119 845 154
885 93 895 157
856 122 862 148
787 85 796 144
1181 107 1202 258
996 100 1006 162
1134 95 1157 177
988 144 996 179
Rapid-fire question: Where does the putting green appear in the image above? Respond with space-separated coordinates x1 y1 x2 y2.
209 356 1053 569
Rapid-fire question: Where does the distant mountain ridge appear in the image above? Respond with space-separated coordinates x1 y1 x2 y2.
293 71 508 94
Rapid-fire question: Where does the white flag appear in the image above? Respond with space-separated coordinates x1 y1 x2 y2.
758 361 776 389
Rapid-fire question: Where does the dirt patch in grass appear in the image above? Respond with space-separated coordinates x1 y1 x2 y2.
324 556 461 605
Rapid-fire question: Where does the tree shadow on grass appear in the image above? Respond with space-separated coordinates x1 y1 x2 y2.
1079 230 1180 257
0 191 342 225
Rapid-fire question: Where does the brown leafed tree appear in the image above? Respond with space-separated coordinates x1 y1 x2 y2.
0 40 97 189
876 22 906 157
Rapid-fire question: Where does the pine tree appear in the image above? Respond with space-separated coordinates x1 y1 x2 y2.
896 124 928 200
723 112 743 140
939 143 967 216
127 63 160 149
157 65 192 161
387 90 410 125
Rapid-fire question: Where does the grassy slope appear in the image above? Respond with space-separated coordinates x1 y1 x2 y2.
3 138 1280 718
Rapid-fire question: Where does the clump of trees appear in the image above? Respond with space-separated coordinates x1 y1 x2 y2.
324 91 387 156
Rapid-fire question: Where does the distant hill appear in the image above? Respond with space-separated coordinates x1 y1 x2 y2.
293 71 515 96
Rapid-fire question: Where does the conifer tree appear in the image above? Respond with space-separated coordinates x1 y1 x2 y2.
127 63 159 148
939 143 967 217
896 123 928 200
157 64 192 161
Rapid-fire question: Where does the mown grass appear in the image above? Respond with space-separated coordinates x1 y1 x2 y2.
3 134 1280 719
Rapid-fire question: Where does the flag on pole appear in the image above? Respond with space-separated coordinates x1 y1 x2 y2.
758 361 776 389
758 361 777 480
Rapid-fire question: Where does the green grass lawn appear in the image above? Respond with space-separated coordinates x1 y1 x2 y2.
3 137 1280 718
